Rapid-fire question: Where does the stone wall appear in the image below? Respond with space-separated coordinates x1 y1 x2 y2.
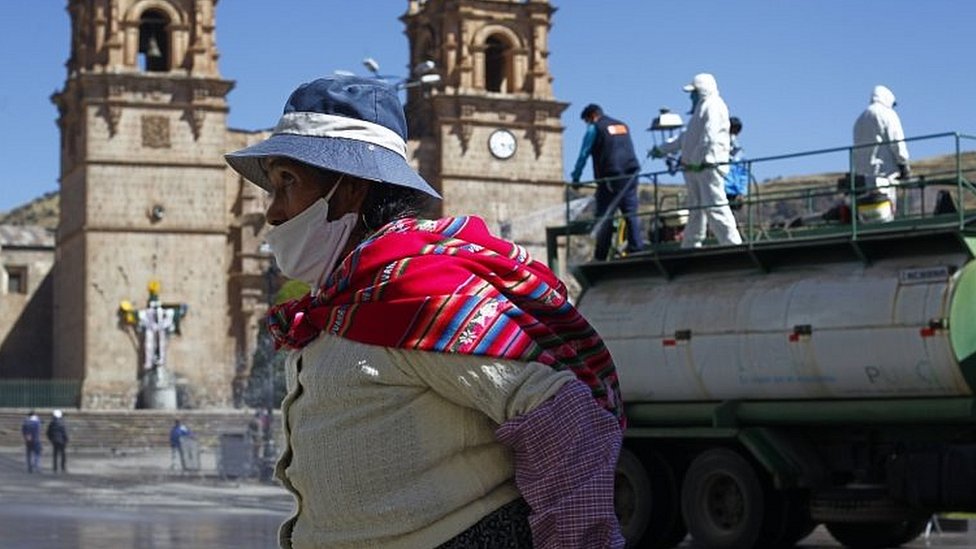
0 227 56 378
0 273 53 379
0 408 282 451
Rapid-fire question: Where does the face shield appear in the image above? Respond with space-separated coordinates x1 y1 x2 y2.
688 90 701 114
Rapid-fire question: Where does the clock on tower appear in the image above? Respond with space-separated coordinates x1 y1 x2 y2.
488 129 517 160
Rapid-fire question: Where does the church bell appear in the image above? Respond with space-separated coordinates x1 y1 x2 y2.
146 35 163 59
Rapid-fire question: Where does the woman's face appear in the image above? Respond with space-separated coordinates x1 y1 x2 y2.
262 157 366 226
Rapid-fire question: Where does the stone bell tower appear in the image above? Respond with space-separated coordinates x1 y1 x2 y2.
402 0 568 254
52 0 235 408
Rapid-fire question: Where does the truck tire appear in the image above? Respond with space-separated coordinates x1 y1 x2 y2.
614 448 687 549
825 519 928 549
681 448 765 549
615 447 652 546
765 489 817 548
647 449 688 549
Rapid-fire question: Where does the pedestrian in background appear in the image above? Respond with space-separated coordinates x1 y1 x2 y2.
169 418 190 470
225 74 625 549
724 116 749 210
651 73 742 248
571 103 645 260
853 84 910 213
46 409 69 473
21 410 42 473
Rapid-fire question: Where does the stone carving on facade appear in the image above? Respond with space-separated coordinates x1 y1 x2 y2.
451 104 476 152
101 104 123 137
185 108 205 140
141 115 171 148
529 126 545 158
528 109 549 158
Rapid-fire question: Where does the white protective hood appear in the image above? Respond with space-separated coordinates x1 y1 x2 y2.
853 85 909 178
684 73 719 99
871 85 896 109
661 73 730 165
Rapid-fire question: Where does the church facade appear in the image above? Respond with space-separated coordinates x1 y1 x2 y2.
0 0 567 409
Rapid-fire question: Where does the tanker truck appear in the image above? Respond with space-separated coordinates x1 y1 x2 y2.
550 150 976 548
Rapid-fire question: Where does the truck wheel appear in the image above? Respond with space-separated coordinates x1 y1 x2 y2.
825 519 928 549
681 448 765 549
764 489 816 548
615 447 652 546
614 448 687 548
642 451 688 548
779 492 817 547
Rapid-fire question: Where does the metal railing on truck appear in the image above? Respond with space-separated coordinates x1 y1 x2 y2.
547 132 976 270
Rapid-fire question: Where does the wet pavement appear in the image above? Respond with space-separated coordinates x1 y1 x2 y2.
0 446 290 548
2 446 975 548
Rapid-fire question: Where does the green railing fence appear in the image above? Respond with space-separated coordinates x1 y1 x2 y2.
0 379 81 408
551 132 976 267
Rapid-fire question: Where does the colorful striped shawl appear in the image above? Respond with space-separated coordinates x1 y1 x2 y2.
267 216 624 426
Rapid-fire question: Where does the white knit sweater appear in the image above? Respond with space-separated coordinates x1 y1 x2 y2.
275 333 573 548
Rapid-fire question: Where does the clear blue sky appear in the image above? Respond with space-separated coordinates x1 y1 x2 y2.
2 1 974 213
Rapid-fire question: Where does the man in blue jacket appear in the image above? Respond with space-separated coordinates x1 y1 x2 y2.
170 419 191 470
724 116 748 210
571 104 645 260
21 410 42 473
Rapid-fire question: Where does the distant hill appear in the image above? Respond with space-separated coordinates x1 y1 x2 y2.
0 191 59 230
759 151 976 193
751 151 976 222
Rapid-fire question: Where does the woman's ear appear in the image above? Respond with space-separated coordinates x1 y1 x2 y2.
328 176 371 221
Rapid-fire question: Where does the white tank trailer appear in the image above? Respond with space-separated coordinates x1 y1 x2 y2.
571 219 976 549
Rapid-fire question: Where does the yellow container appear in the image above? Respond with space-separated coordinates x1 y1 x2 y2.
857 193 893 223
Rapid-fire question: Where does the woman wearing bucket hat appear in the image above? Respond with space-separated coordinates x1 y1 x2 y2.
226 75 624 549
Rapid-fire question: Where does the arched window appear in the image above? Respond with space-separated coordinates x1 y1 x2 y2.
484 35 510 92
138 9 169 72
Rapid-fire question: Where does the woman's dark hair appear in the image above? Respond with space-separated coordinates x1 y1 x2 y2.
314 166 434 230
360 181 434 230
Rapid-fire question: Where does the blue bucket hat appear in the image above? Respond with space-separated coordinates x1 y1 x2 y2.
225 75 440 198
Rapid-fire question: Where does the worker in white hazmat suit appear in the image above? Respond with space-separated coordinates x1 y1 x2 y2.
651 73 742 248
852 85 910 212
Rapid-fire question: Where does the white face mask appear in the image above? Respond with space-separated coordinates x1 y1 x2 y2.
264 177 358 290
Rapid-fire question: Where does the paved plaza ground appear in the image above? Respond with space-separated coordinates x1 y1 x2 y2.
0 445 291 548
2 445 976 548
